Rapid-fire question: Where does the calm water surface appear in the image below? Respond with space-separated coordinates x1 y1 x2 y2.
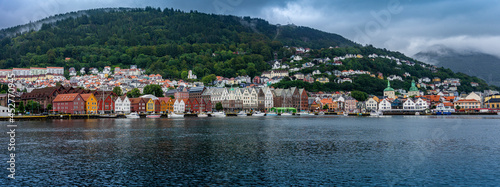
1 116 500 186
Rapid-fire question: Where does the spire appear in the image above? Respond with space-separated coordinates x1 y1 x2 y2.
384 80 394 92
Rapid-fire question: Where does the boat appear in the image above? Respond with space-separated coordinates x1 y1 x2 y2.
99 114 118 118
168 113 184 118
125 112 140 119
266 112 278 116
415 112 420 116
280 112 293 116
252 111 265 116
318 111 325 115
370 110 383 116
213 111 226 117
309 112 316 116
197 113 208 118
237 111 247 117
146 114 161 118
343 112 348 116
297 111 310 116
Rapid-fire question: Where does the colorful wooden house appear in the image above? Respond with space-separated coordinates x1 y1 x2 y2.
52 93 85 114
80 93 98 114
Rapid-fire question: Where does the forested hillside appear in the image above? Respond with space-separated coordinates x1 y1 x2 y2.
0 7 355 79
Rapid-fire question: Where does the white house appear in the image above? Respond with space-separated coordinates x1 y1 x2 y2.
115 96 131 114
403 99 416 110
263 87 274 109
415 98 429 110
173 99 185 113
365 98 378 111
379 99 392 111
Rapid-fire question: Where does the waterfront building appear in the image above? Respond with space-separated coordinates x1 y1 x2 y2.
129 98 147 113
379 99 392 111
403 98 416 110
52 93 85 114
114 96 130 114
80 93 98 114
365 98 378 111
97 93 115 114
173 99 185 113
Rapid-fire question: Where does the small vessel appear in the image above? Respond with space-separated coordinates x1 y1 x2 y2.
198 113 208 118
213 111 226 117
370 110 383 116
237 111 247 117
266 112 278 116
318 111 325 115
146 114 161 118
168 113 184 118
125 112 140 119
415 112 420 116
309 112 316 116
252 111 265 116
343 112 348 116
297 111 310 116
280 112 293 116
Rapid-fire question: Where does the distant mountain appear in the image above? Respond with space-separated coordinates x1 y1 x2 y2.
414 45 500 86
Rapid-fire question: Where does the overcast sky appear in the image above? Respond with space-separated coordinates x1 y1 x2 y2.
1 0 500 57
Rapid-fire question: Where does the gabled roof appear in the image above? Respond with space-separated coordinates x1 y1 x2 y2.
80 93 95 102
53 93 80 102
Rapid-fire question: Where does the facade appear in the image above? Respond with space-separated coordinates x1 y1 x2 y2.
365 98 378 111
173 99 185 113
97 94 115 114
145 98 155 113
379 99 392 111
261 70 289 79
129 98 147 113
344 96 358 112
114 96 131 114
454 99 480 110
403 99 416 110
80 93 98 114
52 93 85 114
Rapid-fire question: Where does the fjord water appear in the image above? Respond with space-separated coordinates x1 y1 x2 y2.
2 116 500 186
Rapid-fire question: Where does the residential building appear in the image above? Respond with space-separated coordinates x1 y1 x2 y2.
80 93 98 114
365 98 378 111
52 93 85 114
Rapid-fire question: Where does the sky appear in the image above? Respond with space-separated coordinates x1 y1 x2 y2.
1 0 500 58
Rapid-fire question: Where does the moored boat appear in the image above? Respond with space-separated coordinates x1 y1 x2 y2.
266 112 278 116
237 111 247 117
280 112 293 116
252 111 265 116
125 112 140 119
168 113 184 118
297 111 310 116
198 113 208 118
213 111 226 117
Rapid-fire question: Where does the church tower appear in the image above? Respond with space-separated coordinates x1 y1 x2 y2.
384 80 395 99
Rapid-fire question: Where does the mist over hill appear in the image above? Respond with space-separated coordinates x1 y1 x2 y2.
414 45 500 86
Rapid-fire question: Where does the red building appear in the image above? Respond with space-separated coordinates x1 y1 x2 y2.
97 94 115 114
174 87 189 100
199 98 212 112
52 93 85 114
154 99 161 113
189 98 200 113
129 98 147 113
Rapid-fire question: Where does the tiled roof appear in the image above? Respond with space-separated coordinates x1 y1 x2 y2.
53 93 80 102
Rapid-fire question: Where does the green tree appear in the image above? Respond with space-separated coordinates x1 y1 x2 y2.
143 84 164 97
18 102 25 114
181 71 188 80
201 74 217 85
323 104 329 110
216 102 223 111
350 91 369 101
456 105 461 110
112 86 123 96
47 104 52 111
127 88 142 98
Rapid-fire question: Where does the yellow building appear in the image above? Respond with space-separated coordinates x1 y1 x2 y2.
158 98 169 113
167 98 175 112
80 94 98 114
146 98 155 113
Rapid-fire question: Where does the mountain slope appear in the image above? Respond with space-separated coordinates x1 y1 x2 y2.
414 45 500 86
